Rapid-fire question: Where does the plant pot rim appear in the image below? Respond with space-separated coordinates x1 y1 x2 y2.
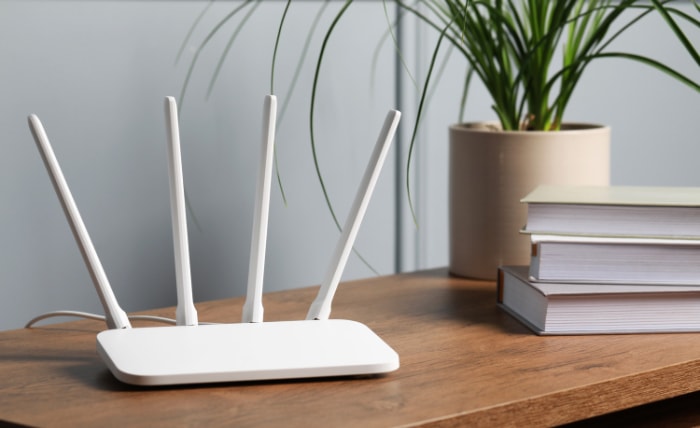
450 121 610 135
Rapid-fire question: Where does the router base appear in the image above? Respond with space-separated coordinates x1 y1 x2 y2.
96 319 399 386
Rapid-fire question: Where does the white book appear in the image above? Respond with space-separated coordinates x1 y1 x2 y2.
521 185 700 238
498 266 700 335
529 233 700 285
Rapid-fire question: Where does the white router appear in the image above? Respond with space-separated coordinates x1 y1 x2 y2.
27 95 401 386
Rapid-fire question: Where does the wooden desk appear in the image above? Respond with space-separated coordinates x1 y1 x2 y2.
2 269 700 427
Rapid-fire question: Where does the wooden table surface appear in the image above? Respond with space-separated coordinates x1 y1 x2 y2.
2 269 700 427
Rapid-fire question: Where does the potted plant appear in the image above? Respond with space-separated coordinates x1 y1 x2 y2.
392 0 699 278
181 0 700 279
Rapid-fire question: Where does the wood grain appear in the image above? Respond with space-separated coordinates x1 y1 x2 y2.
2 269 700 427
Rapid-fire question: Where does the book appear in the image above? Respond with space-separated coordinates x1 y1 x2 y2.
529 233 700 285
497 265 700 335
521 185 700 238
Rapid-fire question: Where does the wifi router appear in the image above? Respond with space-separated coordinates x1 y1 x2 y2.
97 320 397 385
28 95 400 386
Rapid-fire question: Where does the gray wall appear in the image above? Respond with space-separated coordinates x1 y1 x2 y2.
1 1 698 330
1 1 397 329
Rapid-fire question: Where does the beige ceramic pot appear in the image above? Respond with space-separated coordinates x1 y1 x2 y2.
449 122 611 279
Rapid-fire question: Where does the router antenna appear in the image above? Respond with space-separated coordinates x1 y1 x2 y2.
164 97 198 326
242 95 277 323
28 115 131 330
306 110 401 321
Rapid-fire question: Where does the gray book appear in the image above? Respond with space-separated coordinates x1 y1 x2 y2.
498 265 700 335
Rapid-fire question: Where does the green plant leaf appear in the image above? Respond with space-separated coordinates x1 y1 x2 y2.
307 1 381 274
178 0 255 112
206 1 261 100
596 51 700 91
406 17 453 226
270 0 293 95
175 0 216 66
309 0 354 233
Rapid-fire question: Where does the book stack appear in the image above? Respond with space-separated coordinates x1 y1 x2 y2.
497 184 700 335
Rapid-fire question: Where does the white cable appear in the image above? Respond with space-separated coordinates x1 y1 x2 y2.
24 311 220 328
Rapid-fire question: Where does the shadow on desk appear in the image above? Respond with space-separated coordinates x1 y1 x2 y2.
363 268 534 337
561 390 700 427
447 285 533 334
1 419 33 428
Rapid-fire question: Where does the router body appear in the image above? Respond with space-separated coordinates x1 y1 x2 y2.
28 95 401 386
97 320 399 386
